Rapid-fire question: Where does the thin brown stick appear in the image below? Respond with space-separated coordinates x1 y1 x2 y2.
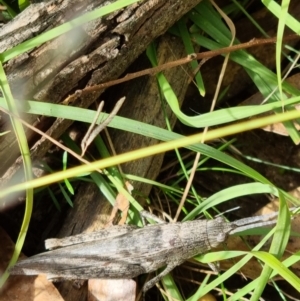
81 97 125 156
64 34 299 104
81 100 104 156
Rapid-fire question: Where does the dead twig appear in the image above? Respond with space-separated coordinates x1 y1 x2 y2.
81 97 125 156
63 34 300 104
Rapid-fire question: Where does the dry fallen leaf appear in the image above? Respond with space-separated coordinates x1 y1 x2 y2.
107 181 134 226
0 227 64 301
88 279 136 301
254 200 300 257
240 73 300 140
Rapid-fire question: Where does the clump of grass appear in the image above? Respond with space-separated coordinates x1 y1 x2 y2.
0 0 300 300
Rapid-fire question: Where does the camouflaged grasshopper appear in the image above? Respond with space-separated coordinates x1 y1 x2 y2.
10 210 287 295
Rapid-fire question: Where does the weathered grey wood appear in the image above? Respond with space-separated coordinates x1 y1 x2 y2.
0 0 203 187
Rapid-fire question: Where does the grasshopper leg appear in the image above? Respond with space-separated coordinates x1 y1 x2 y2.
139 210 167 226
142 260 184 299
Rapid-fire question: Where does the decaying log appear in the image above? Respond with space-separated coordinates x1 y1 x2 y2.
0 0 203 190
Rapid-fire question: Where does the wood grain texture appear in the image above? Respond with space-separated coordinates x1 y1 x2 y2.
0 0 203 187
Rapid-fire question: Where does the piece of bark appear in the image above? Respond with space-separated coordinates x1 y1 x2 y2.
54 33 196 301
0 0 203 193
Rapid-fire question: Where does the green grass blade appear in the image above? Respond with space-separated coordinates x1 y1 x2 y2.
262 0 300 34
183 183 278 221
0 61 33 287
